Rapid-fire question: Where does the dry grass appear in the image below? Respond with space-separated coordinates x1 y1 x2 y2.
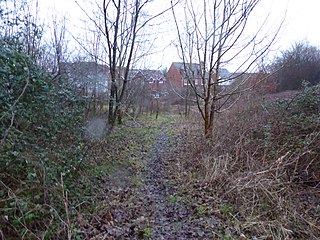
170 88 320 239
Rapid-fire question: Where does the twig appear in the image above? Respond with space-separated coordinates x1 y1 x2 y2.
0 180 41 239
299 215 320 233
60 174 72 240
0 111 15 149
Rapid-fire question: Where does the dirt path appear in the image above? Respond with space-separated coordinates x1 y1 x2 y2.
80 124 219 239
139 129 193 239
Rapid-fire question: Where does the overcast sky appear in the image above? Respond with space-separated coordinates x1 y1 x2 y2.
36 0 320 70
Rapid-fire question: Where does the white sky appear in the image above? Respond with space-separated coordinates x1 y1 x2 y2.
35 0 320 71
281 0 320 45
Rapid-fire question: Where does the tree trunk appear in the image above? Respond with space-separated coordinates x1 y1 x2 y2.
108 81 117 126
184 87 189 118
155 99 159 119
204 99 215 138
117 107 123 125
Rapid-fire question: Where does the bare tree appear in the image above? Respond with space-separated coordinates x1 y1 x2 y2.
123 72 153 118
172 0 282 137
0 0 44 60
102 0 154 126
50 15 68 75
270 41 320 91
77 0 178 128
81 24 107 113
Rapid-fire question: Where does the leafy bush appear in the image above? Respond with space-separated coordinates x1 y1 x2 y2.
0 45 90 239
266 84 320 184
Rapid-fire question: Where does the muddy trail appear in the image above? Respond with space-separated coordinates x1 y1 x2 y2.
80 124 220 239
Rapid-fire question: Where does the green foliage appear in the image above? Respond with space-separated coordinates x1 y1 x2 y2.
196 204 208 215
142 227 152 238
220 204 235 217
168 194 181 203
264 84 320 184
0 45 88 238
269 83 319 132
290 82 320 115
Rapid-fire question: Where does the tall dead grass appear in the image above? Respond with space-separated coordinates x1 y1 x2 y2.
173 87 320 239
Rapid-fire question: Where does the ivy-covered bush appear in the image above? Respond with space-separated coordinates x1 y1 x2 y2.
0 45 89 239
266 84 320 184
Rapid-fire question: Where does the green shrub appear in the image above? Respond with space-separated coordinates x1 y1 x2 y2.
267 84 320 184
0 45 90 238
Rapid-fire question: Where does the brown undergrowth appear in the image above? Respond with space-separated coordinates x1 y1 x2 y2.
168 85 320 239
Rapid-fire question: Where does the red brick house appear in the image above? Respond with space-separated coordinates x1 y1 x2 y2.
130 69 167 98
166 62 202 89
166 62 231 90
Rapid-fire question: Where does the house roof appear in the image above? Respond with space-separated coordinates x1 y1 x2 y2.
171 62 230 80
130 69 166 82
172 62 202 71
172 62 200 69
220 68 231 79
171 62 204 79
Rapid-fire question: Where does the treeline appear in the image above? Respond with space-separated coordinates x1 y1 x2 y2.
269 42 320 91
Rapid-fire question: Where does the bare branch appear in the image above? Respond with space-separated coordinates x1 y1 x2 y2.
171 0 284 136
